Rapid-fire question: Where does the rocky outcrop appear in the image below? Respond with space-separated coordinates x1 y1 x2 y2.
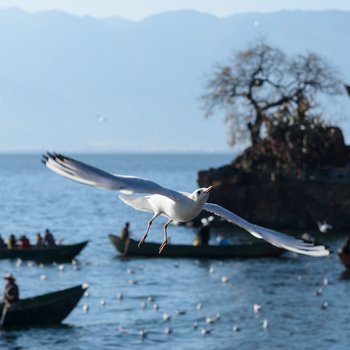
197 125 350 230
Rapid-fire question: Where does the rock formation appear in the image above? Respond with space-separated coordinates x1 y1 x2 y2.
198 123 350 230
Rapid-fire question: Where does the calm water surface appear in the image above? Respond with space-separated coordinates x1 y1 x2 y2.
0 154 349 350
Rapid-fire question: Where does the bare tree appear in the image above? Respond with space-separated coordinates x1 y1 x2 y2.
201 40 343 146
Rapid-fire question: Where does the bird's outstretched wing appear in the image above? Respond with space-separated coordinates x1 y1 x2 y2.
203 203 329 257
42 153 183 201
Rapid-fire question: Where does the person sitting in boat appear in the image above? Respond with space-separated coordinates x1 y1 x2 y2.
35 233 45 247
7 234 17 250
36 233 44 247
44 229 56 247
120 222 131 255
194 218 212 246
120 222 130 240
3 273 19 304
216 235 230 246
0 235 6 249
19 235 31 250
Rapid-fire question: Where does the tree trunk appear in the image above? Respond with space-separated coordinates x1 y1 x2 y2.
248 119 262 146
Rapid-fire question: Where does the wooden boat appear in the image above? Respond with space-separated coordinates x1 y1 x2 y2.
338 237 350 270
338 250 350 270
0 241 89 262
109 234 285 259
0 284 87 328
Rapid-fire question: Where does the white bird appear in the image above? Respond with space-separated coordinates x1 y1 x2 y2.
164 327 172 335
253 303 262 313
139 329 147 338
321 301 329 309
201 328 212 335
232 324 241 332
315 288 323 296
176 309 186 315
162 312 171 321
262 319 268 329
317 221 333 233
205 316 216 324
221 275 229 284
42 153 329 257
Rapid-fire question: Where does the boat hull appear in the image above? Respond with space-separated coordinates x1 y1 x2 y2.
0 284 87 328
338 251 350 270
0 241 89 262
109 234 285 259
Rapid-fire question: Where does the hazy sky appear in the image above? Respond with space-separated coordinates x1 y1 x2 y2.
0 0 350 20
1 1 350 153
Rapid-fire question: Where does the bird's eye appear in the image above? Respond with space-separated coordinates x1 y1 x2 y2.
196 190 201 195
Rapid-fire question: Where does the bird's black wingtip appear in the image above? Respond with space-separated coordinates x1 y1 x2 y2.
41 152 73 167
55 153 67 161
41 152 50 165
41 151 59 165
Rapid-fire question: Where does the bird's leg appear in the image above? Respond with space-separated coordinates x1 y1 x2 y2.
138 213 160 248
159 219 172 254
138 222 152 248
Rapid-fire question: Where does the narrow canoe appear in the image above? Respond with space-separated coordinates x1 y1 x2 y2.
0 284 87 328
338 251 350 270
109 234 285 259
338 237 350 270
0 241 89 262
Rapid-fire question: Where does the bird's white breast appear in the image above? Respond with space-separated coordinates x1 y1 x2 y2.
148 194 204 222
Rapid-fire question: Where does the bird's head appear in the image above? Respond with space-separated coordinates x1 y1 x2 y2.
191 186 214 202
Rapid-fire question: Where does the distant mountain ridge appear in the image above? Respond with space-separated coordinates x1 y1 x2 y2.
0 8 349 152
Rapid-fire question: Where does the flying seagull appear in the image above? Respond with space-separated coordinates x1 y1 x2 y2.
41 153 329 257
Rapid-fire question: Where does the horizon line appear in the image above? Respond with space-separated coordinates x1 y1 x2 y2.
1 6 349 22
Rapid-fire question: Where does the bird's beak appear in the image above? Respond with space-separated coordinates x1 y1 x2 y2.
204 186 214 194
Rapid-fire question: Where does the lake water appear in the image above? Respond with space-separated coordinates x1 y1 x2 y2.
0 153 350 350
